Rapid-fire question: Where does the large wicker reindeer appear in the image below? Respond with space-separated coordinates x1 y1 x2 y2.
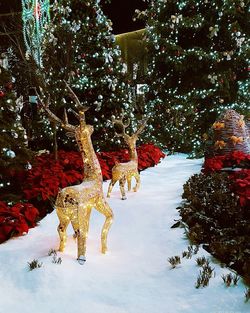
107 111 148 200
37 83 113 265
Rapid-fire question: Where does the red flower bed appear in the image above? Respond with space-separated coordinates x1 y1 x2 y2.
0 201 39 243
24 143 165 201
203 151 250 208
0 144 164 244
230 169 250 207
203 151 250 173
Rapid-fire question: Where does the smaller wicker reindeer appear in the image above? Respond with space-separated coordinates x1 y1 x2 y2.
107 112 148 200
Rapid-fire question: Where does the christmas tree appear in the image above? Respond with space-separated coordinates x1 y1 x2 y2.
40 0 131 151
0 65 32 203
144 0 250 156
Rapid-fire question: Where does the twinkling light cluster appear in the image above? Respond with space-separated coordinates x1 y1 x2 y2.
144 0 250 156
107 112 147 200
0 66 32 203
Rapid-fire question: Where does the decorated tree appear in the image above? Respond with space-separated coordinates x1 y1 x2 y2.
0 66 32 203
1 0 52 151
40 0 131 151
144 0 250 156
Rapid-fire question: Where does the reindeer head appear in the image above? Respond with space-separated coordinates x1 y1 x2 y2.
36 81 93 142
112 110 148 151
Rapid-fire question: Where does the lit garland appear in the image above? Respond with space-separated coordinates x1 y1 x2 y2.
22 0 50 66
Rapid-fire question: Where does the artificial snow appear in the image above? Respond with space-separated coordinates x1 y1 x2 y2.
0 155 249 313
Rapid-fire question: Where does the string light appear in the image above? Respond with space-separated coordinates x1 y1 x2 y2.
144 0 249 156
40 0 132 151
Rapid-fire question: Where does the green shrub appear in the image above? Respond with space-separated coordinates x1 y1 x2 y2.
178 172 250 283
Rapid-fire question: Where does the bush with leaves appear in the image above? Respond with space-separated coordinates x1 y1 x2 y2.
178 170 250 283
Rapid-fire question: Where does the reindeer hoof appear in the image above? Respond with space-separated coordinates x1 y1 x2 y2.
77 255 86 265
101 247 107 254
121 196 127 200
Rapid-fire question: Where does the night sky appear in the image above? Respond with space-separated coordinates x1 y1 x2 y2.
0 0 147 34
101 0 147 34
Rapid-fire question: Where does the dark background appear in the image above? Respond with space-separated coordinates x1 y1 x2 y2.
0 0 147 34
102 0 147 33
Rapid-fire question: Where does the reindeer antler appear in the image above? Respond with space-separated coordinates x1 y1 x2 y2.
64 80 90 125
112 109 131 137
35 88 76 132
64 80 89 113
134 117 149 137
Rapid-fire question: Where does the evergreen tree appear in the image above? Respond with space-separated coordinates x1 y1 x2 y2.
40 0 131 151
144 0 250 156
0 66 32 203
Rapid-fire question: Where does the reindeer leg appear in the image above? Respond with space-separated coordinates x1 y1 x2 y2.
71 218 79 240
96 197 113 254
107 179 117 198
127 176 132 191
77 205 92 265
119 176 127 200
133 172 140 192
56 208 70 252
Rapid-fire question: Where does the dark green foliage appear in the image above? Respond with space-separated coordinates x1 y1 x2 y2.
0 66 32 203
52 255 62 264
196 256 208 267
49 249 62 264
48 249 57 256
5 32 51 151
178 171 250 282
222 273 240 287
48 248 62 264
28 259 43 271
195 262 215 288
182 245 199 259
144 0 250 155
40 0 131 151
168 256 181 268
245 288 250 302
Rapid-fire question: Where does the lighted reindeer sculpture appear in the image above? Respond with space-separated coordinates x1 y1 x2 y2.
37 83 113 265
107 111 148 200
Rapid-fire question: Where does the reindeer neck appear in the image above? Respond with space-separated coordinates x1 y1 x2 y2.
129 147 138 162
126 135 138 163
77 135 102 183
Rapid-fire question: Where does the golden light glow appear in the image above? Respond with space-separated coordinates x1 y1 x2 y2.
55 121 113 264
107 113 147 200
38 83 113 264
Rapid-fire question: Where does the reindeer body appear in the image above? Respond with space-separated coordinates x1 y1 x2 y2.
38 83 113 264
109 161 140 199
107 116 147 200
56 124 113 263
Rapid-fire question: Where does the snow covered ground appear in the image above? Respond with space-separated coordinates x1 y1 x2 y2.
0 155 249 313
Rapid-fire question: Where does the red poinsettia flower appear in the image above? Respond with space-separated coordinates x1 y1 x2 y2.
203 157 224 173
230 151 247 163
0 201 40 244
23 144 165 202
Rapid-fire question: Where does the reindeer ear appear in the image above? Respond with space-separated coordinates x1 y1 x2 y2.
66 131 75 138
